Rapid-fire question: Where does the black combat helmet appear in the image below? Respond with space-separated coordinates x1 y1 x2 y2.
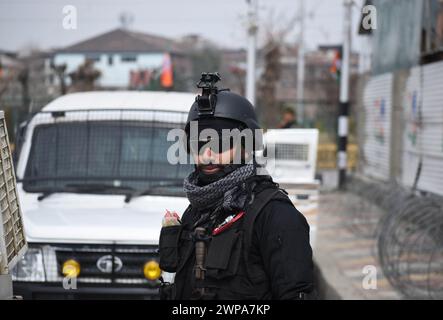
185 72 263 151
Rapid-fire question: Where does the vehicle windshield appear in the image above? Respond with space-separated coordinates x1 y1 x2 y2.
23 119 192 197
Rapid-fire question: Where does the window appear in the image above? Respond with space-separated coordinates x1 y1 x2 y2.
121 55 137 63
85 54 100 63
24 120 192 196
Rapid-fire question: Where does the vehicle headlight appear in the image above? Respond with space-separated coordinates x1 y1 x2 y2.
11 247 46 282
62 259 81 278
143 260 161 280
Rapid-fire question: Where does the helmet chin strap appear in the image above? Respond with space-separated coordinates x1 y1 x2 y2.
196 163 244 186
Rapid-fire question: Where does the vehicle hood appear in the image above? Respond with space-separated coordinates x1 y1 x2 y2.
18 184 190 245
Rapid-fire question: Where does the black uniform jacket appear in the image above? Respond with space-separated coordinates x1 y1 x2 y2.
161 185 315 300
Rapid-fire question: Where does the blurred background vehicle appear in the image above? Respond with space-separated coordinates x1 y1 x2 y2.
10 91 194 299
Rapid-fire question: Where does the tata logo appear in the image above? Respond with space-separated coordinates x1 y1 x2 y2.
96 255 123 273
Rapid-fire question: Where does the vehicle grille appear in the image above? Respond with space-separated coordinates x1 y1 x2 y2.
275 143 309 161
53 244 159 285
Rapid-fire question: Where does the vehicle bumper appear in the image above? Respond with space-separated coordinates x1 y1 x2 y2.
13 281 160 300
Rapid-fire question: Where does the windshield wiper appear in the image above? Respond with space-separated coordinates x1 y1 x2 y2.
64 183 135 193
37 189 63 201
124 181 184 203
37 183 135 201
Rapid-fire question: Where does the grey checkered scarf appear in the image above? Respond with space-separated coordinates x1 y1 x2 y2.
183 163 256 213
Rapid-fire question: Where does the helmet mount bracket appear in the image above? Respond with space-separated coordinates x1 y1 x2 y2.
195 72 228 116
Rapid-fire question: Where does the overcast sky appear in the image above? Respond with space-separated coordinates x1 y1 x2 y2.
0 0 366 53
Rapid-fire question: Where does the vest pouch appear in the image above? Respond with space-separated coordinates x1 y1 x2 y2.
204 227 243 280
159 225 182 272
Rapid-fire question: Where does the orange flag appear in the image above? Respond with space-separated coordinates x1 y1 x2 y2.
160 53 173 88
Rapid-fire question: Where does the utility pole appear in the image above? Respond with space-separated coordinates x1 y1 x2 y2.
296 0 305 126
338 0 352 189
246 0 258 106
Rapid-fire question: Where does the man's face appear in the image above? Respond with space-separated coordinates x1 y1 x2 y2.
283 112 295 123
192 144 240 175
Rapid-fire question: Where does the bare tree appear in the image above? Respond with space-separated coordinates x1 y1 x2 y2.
258 38 281 128
0 73 11 99
17 67 30 110
68 59 101 92
0 60 20 100
51 62 67 95
229 66 246 96
257 11 298 128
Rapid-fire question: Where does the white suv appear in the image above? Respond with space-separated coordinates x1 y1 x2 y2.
11 91 195 299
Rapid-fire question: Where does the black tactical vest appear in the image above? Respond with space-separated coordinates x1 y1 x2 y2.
159 185 292 300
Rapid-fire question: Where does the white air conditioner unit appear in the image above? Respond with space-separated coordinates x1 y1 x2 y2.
262 129 319 185
0 111 27 299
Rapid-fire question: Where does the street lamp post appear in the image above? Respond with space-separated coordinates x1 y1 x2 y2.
246 0 258 106
338 0 352 189
297 0 305 126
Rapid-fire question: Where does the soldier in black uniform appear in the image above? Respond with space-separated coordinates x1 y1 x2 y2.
159 73 315 300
